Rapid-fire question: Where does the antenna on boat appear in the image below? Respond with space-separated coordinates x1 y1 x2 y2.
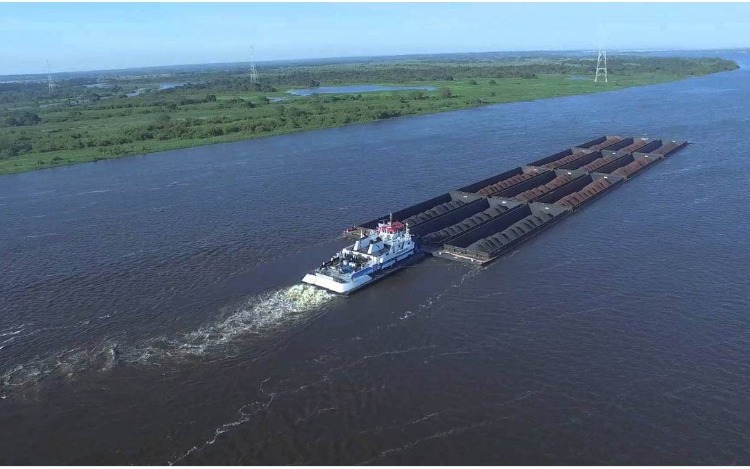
389 211 393 223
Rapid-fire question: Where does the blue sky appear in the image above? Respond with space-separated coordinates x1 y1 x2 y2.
1 2 749 75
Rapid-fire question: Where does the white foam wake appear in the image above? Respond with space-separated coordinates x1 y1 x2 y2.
0 284 335 395
0 339 121 393
128 284 336 364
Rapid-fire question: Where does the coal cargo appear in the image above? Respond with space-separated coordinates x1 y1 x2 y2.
346 136 688 265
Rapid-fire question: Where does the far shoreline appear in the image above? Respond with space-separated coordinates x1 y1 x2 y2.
0 55 739 176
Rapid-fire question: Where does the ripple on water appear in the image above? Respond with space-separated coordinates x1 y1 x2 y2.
126 284 336 365
0 285 335 396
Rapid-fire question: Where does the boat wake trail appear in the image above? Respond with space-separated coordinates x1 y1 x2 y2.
127 284 336 365
0 285 335 396
0 339 122 396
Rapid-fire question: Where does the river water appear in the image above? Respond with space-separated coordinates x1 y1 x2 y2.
1 53 749 464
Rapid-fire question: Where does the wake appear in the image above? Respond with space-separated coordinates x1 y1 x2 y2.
127 284 336 364
0 284 335 396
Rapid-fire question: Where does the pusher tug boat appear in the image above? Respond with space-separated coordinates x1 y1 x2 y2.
302 216 421 294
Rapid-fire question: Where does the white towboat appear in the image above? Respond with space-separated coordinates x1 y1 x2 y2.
302 217 419 294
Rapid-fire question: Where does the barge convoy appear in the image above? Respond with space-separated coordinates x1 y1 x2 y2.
303 135 687 293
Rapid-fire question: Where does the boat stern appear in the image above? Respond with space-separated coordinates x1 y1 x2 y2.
302 272 371 295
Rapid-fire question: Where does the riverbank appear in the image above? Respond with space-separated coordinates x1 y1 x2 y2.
0 55 738 175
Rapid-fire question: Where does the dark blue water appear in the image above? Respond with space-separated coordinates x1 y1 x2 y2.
1 53 749 464
288 84 436 96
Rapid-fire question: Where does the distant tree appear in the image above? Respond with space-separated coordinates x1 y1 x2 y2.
439 87 453 98
206 126 224 137
2 111 41 127
488 79 497 85
1 142 32 157
23 112 40 125
155 114 171 125
468 79 478 85
376 110 401 119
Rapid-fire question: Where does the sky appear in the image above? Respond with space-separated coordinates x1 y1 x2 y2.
1 2 749 75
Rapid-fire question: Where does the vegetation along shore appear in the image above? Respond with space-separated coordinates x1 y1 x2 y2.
0 54 738 175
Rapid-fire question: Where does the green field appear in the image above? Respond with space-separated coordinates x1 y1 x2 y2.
0 55 738 175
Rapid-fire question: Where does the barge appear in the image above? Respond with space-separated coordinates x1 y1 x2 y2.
343 136 688 266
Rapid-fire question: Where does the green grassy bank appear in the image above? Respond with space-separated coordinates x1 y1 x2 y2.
0 55 738 175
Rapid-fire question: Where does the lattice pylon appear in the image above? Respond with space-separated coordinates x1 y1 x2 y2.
249 45 259 84
47 60 55 94
595 49 607 83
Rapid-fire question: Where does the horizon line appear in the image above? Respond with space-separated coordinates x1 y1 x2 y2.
3 46 746 79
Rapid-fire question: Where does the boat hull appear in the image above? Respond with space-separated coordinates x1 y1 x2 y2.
302 250 424 295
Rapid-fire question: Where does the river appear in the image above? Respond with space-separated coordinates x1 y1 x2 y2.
1 51 749 464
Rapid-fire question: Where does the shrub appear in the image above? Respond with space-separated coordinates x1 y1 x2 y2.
2 111 41 127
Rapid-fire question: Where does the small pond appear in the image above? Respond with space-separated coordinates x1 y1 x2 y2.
287 84 436 96
159 82 186 90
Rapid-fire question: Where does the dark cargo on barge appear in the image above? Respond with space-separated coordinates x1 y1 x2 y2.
345 136 688 265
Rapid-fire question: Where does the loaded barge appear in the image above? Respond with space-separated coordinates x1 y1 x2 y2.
342 135 688 267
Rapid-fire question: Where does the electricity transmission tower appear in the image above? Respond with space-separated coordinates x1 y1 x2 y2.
594 49 608 83
47 60 56 94
249 45 259 84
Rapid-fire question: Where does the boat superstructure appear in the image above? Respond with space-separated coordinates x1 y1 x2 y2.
302 217 419 294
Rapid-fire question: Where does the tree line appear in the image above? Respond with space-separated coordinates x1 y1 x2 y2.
0 55 738 163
